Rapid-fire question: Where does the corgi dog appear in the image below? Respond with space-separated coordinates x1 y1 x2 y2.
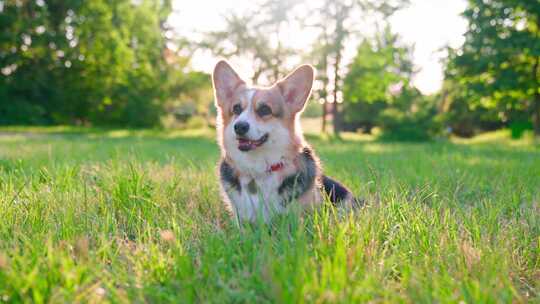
213 60 359 223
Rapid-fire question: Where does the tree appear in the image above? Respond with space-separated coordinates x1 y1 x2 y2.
78 0 173 127
342 26 438 140
0 0 178 127
447 0 540 136
439 65 503 137
343 26 412 131
306 0 410 135
200 0 300 84
0 0 83 124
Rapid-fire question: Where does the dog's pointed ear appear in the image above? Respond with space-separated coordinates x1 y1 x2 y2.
277 65 315 113
212 60 245 108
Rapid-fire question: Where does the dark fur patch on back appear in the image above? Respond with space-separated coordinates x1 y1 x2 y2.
278 147 317 206
219 159 241 192
322 175 351 205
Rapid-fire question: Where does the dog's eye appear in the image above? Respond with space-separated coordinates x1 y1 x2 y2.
257 105 272 117
232 104 243 115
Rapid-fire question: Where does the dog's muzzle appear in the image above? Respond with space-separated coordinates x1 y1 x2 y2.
237 133 269 152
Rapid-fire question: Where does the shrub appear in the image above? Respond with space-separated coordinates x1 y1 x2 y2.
378 107 440 141
0 100 48 125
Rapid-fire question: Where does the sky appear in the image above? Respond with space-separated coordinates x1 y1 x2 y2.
169 0 468 95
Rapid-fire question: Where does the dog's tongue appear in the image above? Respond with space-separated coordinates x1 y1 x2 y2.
238 138 258 151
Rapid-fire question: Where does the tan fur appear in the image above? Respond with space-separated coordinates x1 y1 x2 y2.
217 85 248 131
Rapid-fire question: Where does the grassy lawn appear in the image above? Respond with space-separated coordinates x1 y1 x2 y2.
0 127 538 303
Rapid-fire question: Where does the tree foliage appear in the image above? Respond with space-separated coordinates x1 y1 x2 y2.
305 0 409 135
200 0 300 84
342 26 438 140
0 0 185 127
444 0 540 136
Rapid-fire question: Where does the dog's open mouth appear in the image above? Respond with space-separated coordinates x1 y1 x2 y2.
237 133 269 152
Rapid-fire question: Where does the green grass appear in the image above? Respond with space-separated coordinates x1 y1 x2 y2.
0 127 539 303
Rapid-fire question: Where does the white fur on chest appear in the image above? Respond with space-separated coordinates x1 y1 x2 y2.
224 138 299 222
227 170 286 222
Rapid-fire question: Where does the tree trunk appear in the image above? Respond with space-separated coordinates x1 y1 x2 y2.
252 66 263 84
273 23 282 82
533 97 540 136
331 38 343 137
532 57 540 136
321 50 329 134
317 17 330 135
322 102 328 134
332 56 341 136
331 4 346 137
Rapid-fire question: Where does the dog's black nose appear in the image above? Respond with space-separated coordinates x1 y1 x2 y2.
234 121 250 135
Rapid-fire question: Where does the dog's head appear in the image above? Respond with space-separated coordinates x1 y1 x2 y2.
212 60 314 158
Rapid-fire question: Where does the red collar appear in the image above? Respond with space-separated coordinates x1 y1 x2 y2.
267 162 284 173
